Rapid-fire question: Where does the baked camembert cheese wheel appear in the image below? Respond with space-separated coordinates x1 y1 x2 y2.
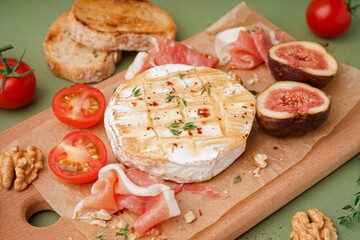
105 64 256 183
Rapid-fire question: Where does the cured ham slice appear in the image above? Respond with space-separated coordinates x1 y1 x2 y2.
73 164 180 236
215 27 285 70
125 37 219 80
173 183 229 200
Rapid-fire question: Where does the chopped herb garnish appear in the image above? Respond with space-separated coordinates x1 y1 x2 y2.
115 225 131 240
127 86 142 98
178 72 184 79
167 122 197 135
165 94 176 103
201 82 211 96
249 90 258 95
91 226 131 240
181 98 187 107
183 122 197 130
165 93 187 107
167 122 181 136
95 230 107 240
233 175 241 184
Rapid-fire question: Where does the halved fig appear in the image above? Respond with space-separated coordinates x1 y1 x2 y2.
256 81 330 137
268 41 338 88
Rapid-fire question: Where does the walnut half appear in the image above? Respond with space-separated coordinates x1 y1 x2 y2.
0 145 43 191
290 208 338 240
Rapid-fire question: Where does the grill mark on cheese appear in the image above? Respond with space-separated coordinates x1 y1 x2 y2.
106 65 255 166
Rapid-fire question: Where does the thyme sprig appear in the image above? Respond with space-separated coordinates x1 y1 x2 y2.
167 122 197 136
338 157 360 226
127 86 142 98
338 192 360 226
165 93 187 107
200 82 211 96
91 226 131 240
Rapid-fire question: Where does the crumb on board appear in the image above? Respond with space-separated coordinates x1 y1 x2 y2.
185 210 197 223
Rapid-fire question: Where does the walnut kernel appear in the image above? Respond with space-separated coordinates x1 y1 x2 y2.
290 209 338 240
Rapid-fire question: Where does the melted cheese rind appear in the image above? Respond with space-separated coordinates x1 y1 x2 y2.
105 64 256 183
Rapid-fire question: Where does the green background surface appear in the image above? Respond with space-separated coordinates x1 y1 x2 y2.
1 0 359 239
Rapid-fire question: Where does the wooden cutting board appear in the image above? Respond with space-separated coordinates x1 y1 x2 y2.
1 3 360 240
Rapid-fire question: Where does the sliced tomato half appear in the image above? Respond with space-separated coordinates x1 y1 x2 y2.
52 84 106 128
48 131 107 184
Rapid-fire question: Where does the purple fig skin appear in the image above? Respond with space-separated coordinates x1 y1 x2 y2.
268 41 338 89
268 56 335 89
256 104 330 137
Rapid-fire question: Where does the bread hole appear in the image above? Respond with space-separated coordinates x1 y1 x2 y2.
25 198 60 227
28 210 60 227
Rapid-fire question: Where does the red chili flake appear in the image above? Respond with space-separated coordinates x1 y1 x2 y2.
243 173 245 175
139 97 143 100
153 92 156 94
245 134 249 137
197 127 203 134
273 146 279 150
195 82 198 85
188 131 193 136
253 172 256 175
197 108 210 118
166 81 174 86
147 109 151 112
149 102 159 106
242 106 248 108
190 90 196 92
250 103 255 107
201 121 206 125
244 112 247 115
246 121 248 124
198 209 203 216
218 118 221 121
173 143 178 147
147 127 153 130
172 87 176 93
130 227 135 233
234 115 237 118
131 102 137 107
242 115 245 118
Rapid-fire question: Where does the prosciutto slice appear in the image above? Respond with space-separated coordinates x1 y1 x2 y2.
73 164 180 236
125 37 219 80
215 27 285 70
173 183 229 200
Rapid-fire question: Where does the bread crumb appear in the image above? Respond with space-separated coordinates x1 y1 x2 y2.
253 167 261 178
247 74 259 85
185 211 197 223
94 209 112 220
90 219 107 228
223 189 229 194
253 153 268 168
128 233 138 240
112 219 128 229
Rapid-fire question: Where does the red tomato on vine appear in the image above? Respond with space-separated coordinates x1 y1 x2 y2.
306 0 359 38
0 44 36 109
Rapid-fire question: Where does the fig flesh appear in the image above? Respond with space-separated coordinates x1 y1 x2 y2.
268 41 338 88
256 81 330 137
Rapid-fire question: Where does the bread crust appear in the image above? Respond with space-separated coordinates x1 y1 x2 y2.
43 10 121 83
69 0 177 51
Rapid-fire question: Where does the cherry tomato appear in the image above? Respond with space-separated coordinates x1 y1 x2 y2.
306 0 352 38
52 84 106 128
0 58 36 109
48 131 107 184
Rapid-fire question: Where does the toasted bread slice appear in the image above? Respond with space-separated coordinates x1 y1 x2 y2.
44 10 121 83
69 0 177 51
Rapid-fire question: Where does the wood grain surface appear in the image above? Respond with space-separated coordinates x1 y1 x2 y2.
0 3 359 240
